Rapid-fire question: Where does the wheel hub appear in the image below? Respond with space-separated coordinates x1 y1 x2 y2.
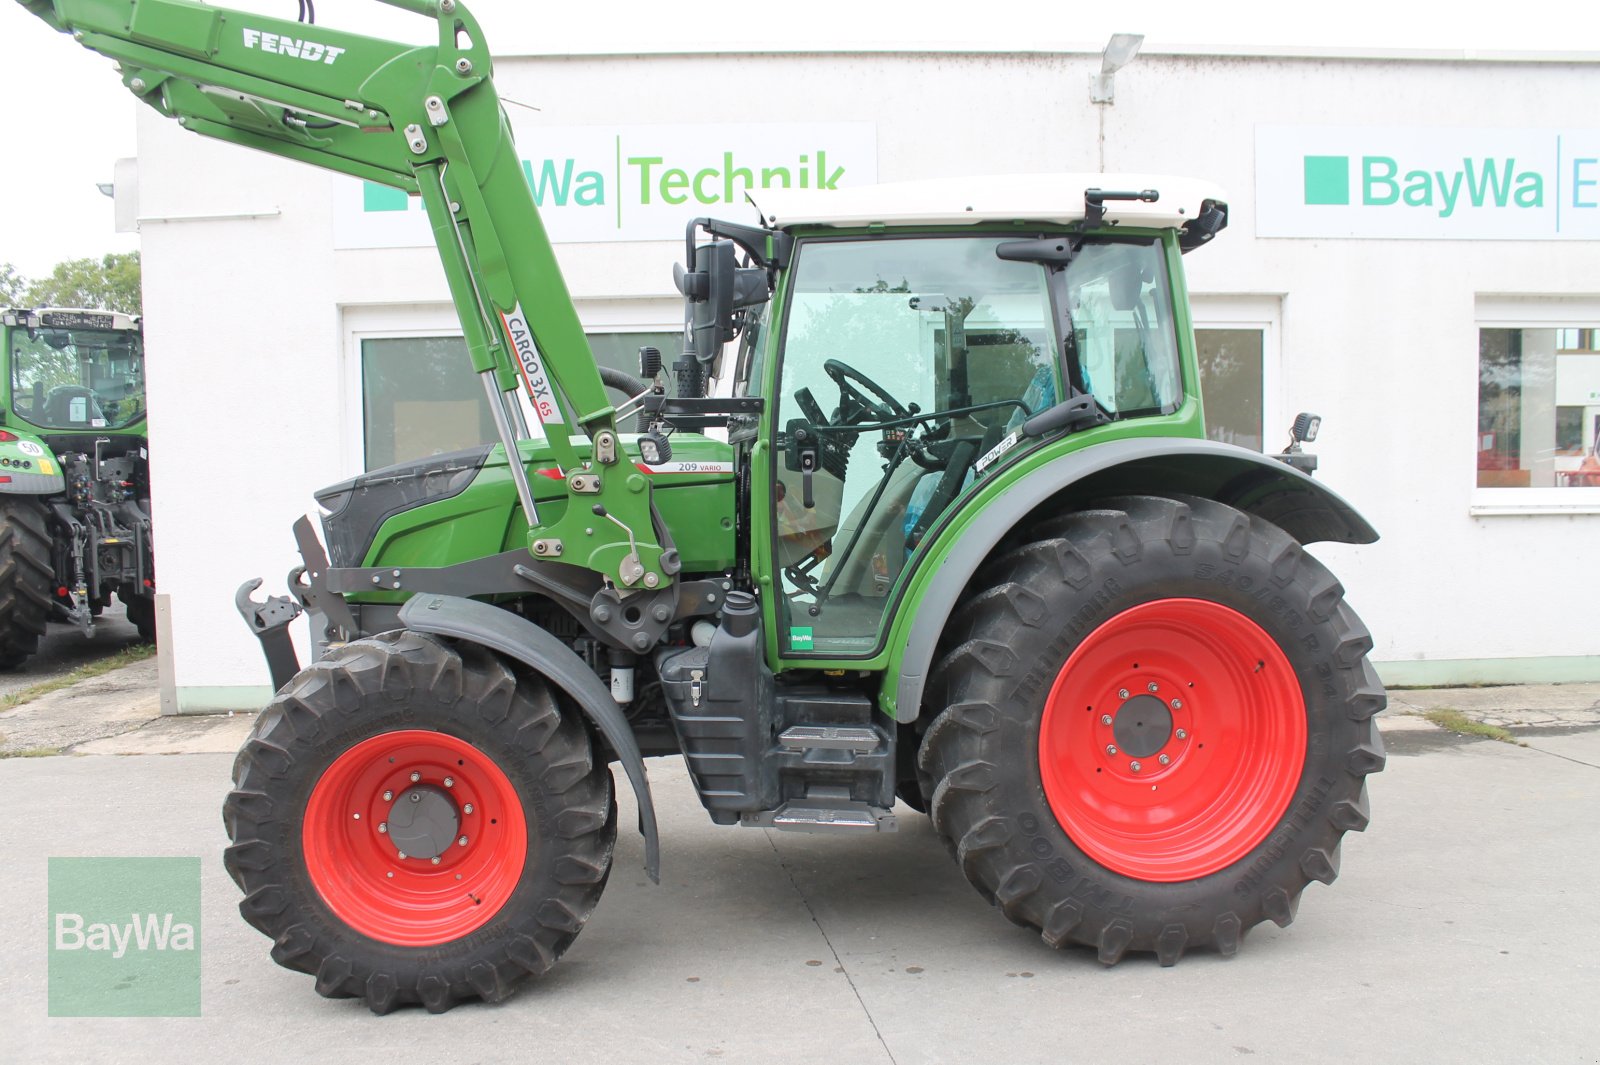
1038 598 1307 881
302 730 528 946
386 785 459 860
1112 694 1172 758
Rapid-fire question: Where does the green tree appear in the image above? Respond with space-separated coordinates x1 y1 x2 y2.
0 263 27 306
23 252 141 315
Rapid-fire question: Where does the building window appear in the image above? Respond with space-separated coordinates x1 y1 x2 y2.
1477 326 1600 489
360 331 680 470
1196 328 1265 452
362 336 492 471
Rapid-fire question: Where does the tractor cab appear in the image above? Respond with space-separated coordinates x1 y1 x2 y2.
1 308 146 435
689 175 1228 656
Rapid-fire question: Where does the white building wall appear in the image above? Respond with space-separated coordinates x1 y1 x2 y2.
136 49 1600 710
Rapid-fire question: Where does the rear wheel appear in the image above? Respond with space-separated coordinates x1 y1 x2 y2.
920 495 1385 964
223 630 616 1012
0 499 54 670
122 590 156 644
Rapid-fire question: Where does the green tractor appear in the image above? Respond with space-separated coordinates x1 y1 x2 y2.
23 0 1384 1013
0 306 154 663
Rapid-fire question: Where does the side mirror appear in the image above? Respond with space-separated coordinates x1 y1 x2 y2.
673 240 735 369
675 239 770 370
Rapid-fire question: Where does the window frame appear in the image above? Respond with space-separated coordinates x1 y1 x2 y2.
1189 295 1284 455
1472 296 1600 516
341 300 681 474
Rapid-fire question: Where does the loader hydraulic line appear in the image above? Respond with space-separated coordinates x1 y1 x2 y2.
18 0 667 590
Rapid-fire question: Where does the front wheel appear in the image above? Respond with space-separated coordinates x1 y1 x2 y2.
919 494 1385 964
223 630 617 1012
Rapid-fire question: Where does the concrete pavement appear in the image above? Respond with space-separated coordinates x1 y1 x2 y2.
0 603 145 701
3 674 1598 1064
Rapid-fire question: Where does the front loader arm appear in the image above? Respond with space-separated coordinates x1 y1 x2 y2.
19 0 669 590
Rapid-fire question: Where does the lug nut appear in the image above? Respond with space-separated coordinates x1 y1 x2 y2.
1130 761 1142 772
444 777 454 788
458 836 469 847
1159 754 1171 765
1176 729 1188 740
1118 688 1130 700
383 790 393 802
1100 714 1113 726
463 804 474 815
1147 682 1159 693
431 857 441 865
1106 744 1118 756
410 771 421 783
1172 700 1183 710
378 822 388 834
397 851 408 860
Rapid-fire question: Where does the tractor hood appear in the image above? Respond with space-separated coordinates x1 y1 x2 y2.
315 434 735 570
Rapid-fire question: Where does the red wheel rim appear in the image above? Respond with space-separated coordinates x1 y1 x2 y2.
302 730 528 946
1038 599 1306 882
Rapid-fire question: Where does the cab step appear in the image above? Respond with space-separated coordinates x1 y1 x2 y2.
778 724 881 752
743 787 897 833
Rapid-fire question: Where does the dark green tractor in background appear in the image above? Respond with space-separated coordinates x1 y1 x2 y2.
0 307 154 665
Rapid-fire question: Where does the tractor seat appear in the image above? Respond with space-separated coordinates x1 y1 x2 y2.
42 386 105 426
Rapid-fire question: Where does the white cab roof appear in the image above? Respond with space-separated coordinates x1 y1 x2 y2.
3 307 141 331
751 173 1226 231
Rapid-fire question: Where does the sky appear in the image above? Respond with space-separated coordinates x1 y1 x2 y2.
1 0 1596 278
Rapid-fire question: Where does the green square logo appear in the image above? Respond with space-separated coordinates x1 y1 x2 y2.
790 627 814 651
362 181 410 212
1303 155 1351 205
48 857 201 1017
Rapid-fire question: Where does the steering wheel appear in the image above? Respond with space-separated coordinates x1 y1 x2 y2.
824 358 910 423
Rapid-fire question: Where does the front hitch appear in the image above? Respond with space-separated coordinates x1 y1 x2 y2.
235 577 303 691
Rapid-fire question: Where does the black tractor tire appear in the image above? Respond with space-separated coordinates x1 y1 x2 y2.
122 591 156 644
0 498 55 670
919 494 1385 966
223 629 617 1013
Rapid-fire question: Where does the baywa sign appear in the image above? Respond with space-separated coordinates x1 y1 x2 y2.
1256 126 1600 240
334 121 877 249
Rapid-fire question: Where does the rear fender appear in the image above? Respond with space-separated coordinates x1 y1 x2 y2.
883 437 1378 723
0 425 64 494
397 593 661 883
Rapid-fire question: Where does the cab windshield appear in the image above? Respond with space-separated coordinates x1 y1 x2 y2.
771 234 1182 656
9 326 146 430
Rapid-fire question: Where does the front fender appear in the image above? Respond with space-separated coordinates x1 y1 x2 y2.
883 437 1378 723
398 593 661 883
